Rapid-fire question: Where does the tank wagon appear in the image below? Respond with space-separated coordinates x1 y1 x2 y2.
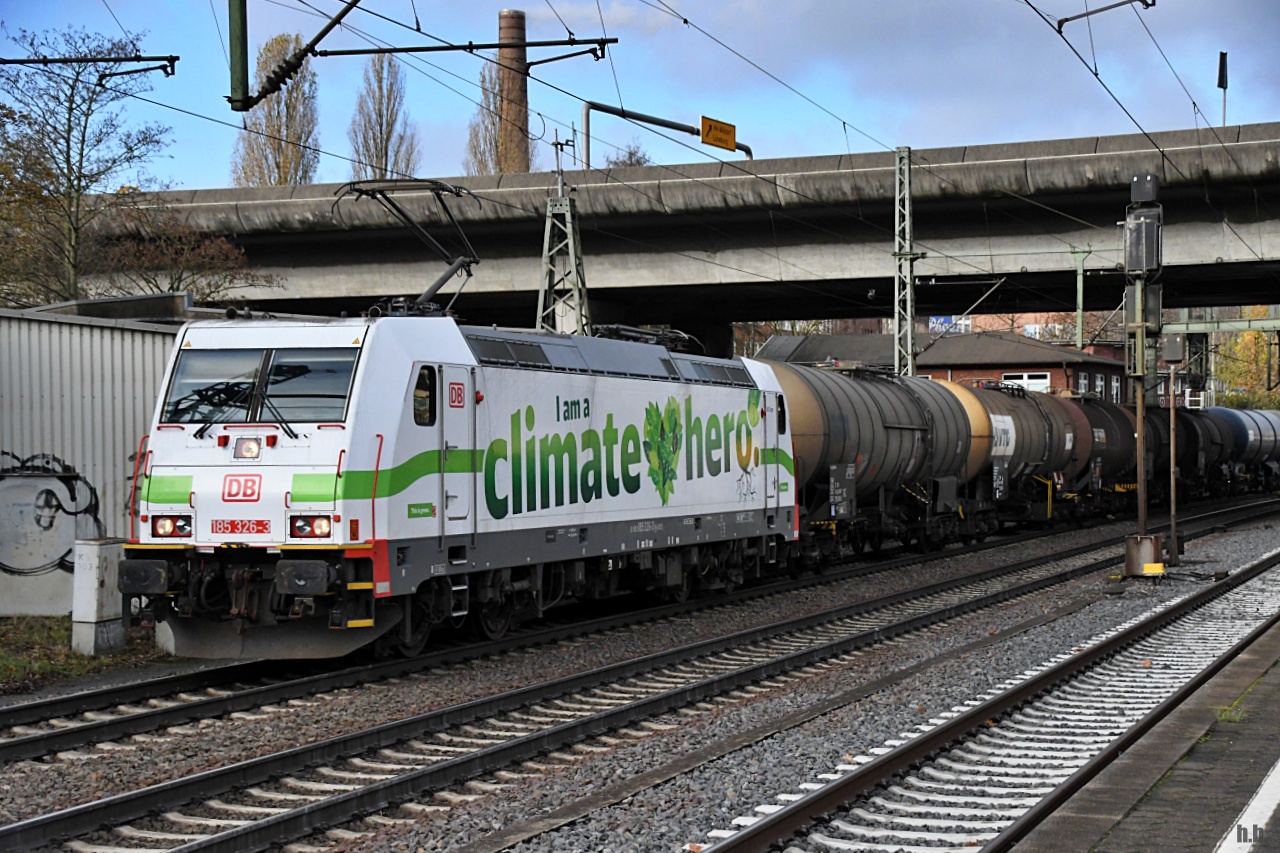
767 367 1133 562
119 317 795 659
120 317 1280 659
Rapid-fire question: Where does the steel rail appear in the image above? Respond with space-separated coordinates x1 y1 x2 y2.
0 661 274 728
8 504 1265 851
2 499 1270 767
703 542 1280 851
42 540 1139 850
0 512 1104 762
982 578 1280 850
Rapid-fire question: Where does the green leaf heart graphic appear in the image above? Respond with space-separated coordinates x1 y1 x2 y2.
747 389 761 428
643 396 683 505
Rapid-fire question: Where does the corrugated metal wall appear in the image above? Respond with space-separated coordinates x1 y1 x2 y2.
1 311 177 538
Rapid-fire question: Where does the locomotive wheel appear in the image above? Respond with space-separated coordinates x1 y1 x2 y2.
396 598 432 657
472 596 515 640
667 569 695 603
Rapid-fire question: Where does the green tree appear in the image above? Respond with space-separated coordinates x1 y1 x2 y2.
232 34 319 186
348 54 420 180
0 27 170 304
1215 307 1280 404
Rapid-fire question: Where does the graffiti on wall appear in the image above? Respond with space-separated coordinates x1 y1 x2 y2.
0 452 105 576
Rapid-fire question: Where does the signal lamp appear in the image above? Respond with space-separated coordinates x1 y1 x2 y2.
153 515 193 538
290 515 333 538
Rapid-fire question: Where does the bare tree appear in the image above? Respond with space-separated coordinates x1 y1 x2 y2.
97 204 279 304
232 34 319 187
462 63 501 176
0 27 170 305
462 61 538 175
348 54 420 180
604 140 651 168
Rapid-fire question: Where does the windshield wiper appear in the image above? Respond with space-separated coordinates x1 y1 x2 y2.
258 393 300 439
193 382 256 439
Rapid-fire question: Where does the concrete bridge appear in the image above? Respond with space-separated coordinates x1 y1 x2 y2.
125 122 1280 345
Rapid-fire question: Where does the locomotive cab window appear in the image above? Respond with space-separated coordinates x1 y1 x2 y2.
413 366 437 427
777 395 787 435
262 348 359 422
162 347 359 425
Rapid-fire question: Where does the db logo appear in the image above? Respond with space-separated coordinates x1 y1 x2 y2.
449 382 466 408
223 473 262 502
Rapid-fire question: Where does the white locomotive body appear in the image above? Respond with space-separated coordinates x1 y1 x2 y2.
121 316 797 658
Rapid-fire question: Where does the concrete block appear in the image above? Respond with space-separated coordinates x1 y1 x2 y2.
72 619 124 656
71 539 126 656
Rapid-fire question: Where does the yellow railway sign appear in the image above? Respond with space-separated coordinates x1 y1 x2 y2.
700 116 736 152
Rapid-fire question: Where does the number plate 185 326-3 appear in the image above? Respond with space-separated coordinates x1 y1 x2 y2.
211 519 271 535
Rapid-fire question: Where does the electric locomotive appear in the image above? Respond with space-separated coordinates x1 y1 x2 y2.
119 316 797 658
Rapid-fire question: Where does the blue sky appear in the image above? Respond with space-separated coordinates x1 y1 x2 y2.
3 1 1278 190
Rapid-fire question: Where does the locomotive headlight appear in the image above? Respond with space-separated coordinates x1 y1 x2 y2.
234 437 262 459
290 515 332 538
153 515 193 537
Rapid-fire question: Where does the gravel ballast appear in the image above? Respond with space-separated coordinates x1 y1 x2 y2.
0 516 1269 851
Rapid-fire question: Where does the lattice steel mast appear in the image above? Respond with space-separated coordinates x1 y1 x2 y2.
893 146 922 376
537 134 593 335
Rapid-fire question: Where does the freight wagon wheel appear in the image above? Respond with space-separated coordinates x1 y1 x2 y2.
865 531 884 553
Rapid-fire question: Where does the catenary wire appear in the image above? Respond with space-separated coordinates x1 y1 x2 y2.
319 0 1100 312
208 0 231 67
282 0 877 305
99 0 132 44
1022 0 1275 275
595 0 625 110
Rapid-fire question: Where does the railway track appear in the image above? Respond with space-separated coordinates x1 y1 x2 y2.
700 530 1280 852
2 502 1271 853
0 508 1162 765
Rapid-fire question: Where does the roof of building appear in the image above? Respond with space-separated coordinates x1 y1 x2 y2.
1 292 332 332
754 331 1124 369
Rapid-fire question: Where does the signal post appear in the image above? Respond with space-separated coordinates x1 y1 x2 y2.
1124 174 1165 577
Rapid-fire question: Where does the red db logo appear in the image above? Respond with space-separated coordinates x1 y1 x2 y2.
223 473 262 502
449 382 465 408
